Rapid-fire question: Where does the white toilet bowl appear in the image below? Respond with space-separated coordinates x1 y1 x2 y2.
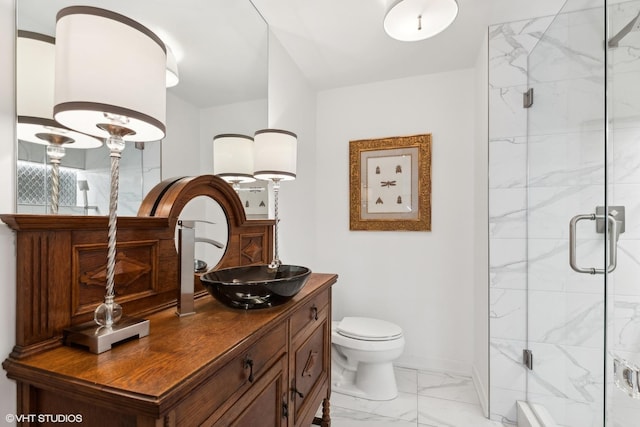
331 317 405 401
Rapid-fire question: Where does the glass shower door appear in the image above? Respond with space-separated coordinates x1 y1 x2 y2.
605 1 640 425
525 0 609 425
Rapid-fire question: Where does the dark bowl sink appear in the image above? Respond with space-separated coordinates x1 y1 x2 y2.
200 264 312 309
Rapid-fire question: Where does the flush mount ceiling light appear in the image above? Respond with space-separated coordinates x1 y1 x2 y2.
384 0 459 42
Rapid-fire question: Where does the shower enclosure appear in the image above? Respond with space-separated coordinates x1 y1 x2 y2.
489 0 640 425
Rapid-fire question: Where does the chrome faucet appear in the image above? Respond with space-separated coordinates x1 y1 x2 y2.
177 220 196 316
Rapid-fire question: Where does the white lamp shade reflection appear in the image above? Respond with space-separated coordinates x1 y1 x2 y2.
253 129 297 181
213 134 255 183
384 0 458 42
166 46 180 88
53 6 167 142
17 32 102 149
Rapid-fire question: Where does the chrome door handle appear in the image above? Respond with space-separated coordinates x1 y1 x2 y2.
569 213 618 274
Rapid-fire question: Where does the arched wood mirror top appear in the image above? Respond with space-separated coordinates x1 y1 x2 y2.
139 175 248 228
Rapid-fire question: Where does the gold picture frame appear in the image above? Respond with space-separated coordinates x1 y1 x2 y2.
349 134 431 231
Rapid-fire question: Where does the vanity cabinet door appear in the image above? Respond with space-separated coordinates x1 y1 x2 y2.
211 355 288 427
288 290 330 426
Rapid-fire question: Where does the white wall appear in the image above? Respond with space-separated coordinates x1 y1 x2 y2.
267 33 317 268
161 92 200 180
0 0 17 418
315 70 477 374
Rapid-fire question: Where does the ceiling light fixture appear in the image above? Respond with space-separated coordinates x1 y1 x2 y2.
384 0 459 42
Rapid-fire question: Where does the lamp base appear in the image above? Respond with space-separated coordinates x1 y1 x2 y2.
63 316 150 354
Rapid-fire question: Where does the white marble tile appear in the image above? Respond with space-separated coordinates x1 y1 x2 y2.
528 9 605 84
527 238 605 295
418 395 502 427
489 188 527 239
489 339 527 391
527 185 605 239
610 239 640 297
528 132 605 188
610 129 640 185
528 78 605 137
610 294 640 353
489 137 527 189
528 290 605 347
326 406 418 427
416 371 479 405
489 86 528 139
489 238 527 290
490 289 526 341
489 34 535 89
329 391 418 423
527 342 604 406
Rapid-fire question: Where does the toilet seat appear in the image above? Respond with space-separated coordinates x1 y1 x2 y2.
336 317 403 341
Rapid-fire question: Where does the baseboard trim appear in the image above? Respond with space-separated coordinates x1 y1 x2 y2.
472 364 489 417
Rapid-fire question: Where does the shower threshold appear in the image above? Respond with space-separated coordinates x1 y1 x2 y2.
517 401 560 427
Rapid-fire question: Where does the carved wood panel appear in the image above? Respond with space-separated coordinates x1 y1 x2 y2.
1 175 274 359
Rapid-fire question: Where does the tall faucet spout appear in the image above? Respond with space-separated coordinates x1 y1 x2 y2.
177 220 196 316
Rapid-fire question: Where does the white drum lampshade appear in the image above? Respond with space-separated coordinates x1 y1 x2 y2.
253 129 298 181
53 6 167 142
17 31 102 149
213 134 256 184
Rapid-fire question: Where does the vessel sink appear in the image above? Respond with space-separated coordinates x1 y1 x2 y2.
200 264 311 309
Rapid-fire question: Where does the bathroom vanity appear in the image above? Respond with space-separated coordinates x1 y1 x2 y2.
1 175 335 426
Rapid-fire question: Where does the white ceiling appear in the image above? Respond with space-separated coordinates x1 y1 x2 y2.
252 0 566 90
17 0 567 107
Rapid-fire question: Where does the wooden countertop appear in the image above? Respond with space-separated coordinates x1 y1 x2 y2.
3 273 337 417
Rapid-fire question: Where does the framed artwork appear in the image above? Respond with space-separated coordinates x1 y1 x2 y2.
349 134 431 231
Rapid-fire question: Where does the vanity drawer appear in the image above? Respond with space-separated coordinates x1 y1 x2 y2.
174 322 287 426
289 289 329 339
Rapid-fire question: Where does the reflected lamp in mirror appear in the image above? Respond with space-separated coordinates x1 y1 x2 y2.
213 133 255 192
253 129 298 269
17 31 103 214
383 0 458 42
54 6 166 351
165 45 179 88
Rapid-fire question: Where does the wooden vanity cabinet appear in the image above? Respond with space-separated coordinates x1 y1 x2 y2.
3 274 336 427
1 177 336 426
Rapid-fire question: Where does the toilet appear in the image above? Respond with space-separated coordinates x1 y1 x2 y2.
331 316 405 401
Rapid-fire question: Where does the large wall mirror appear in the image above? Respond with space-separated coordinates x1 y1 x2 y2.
16 0 268 216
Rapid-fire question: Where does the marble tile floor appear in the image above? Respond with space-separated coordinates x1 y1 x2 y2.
322 367 506 427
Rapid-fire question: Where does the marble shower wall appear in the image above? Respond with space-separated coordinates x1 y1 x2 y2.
490 2 640 426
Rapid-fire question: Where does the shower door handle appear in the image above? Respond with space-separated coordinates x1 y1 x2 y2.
569 213 618 274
